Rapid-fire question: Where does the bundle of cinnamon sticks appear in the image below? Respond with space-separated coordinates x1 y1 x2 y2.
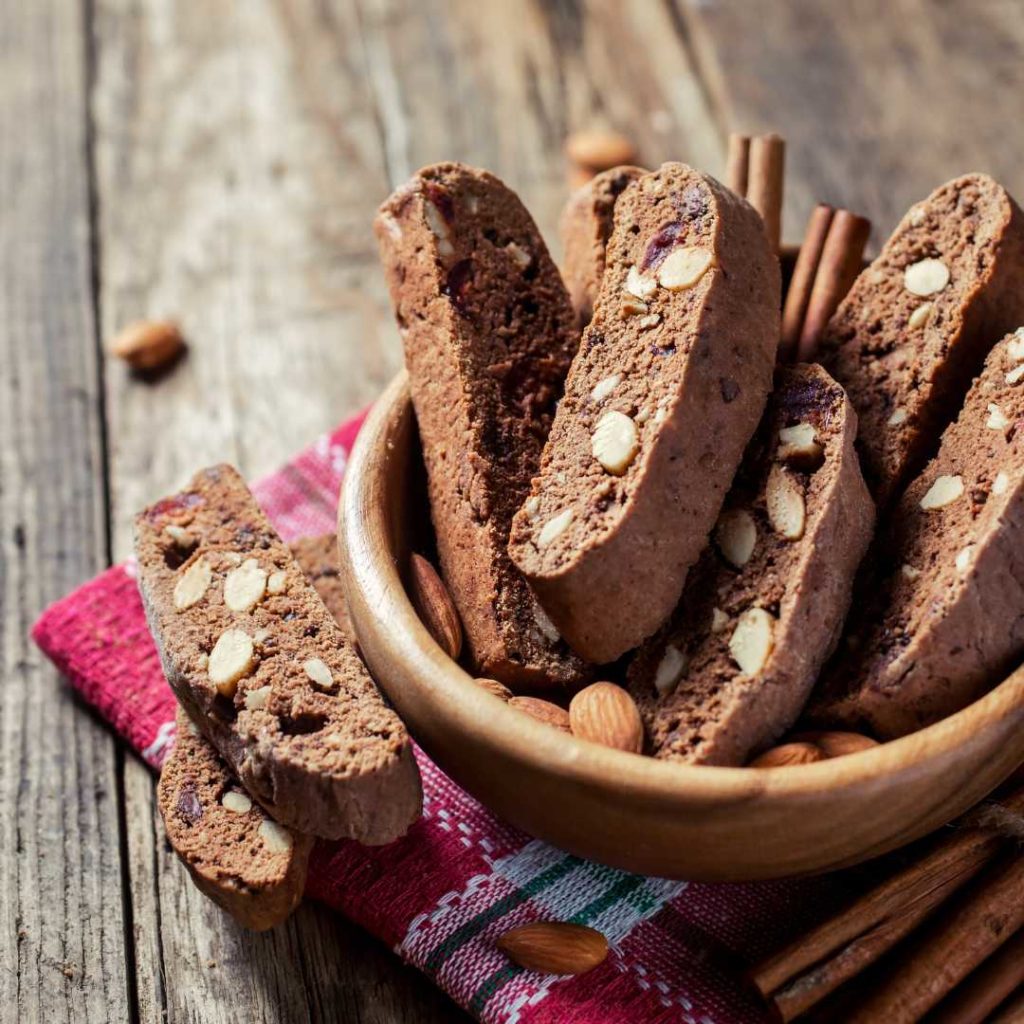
726 132 871 363
751 780 1024 1021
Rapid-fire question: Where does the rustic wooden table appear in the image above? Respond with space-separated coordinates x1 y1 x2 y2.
4 1 1024 1020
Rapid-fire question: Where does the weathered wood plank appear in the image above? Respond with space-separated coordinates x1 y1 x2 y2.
677 0 1024 244
0 2 131 1022
92 0 459 1020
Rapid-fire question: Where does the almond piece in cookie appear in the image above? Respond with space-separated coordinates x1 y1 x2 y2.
818 174 1024 505
375 163 590 688
628 365 874 765
810 329 1024 737
509 162 780 664
135 464 422 843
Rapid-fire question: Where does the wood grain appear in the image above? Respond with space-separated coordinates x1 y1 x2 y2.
0 1 131 1021
679 0 1024 246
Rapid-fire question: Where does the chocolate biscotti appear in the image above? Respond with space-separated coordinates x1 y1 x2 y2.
289 532 353 642
560 165 645 327
508 163 781 664
818 174 1024 505
158 707 313 930
627 365 874 765
375 163 589 688
812 329 1024 738
135 465 422 843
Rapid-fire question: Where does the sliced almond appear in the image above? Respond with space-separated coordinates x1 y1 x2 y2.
711 607 729 633
903 258 949 296
267 570 288 595
1007 363 1024 386
592 411 640 475
223 558 267 612
408 553 463 659
208 629 255 697
569 682 644 753
777 422 824 469
164 524 194 548
424 200 454 257
1006 330 1024 363
658 247 713 290
907 302 933 330
508 696 571 732
987 403 1010 430
537 508 574 548
303 657 334 691
221 790 252 814
715 509 758 568
258 819 293 855
496 921 608 976
993 471 1010 496
901 564 921 581
244 685 272 711
653 645 688 696
590 373 621 405
625 265 657 299
920 474 963 510
955 545 975 573
766 465 806 540
729 608 775 676
173 557 212 611
888 408 908 426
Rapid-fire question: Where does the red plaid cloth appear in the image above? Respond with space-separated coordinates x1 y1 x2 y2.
33 412 856 1024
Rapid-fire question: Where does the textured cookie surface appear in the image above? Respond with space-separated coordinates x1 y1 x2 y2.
136 465 422 842
819 174 1024 505
560 165 645 327
289 533 353 642
158 707 313 930
376 162 589 688
509 163 780 663
812 329 1024 737
628 365 874 765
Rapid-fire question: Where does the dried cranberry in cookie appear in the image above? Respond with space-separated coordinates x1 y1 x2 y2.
157 707 313 931
818 174 1024 506
509 163 780 664
628 365 873 765
375 163 590 688
811 329 1024 737
559 165 646 327
135 465 422 843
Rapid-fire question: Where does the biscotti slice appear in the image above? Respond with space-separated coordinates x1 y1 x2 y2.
812 329 1024 738
158 706 313 930
508 163 781 664
135 465 422 843
626 365 873 765
818 174 1024 505
288 533 353 642
375 163 589 688
560 165 646 327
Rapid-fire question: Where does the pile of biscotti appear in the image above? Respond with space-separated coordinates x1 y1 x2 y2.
137 158 1024 931
376 161 1024 762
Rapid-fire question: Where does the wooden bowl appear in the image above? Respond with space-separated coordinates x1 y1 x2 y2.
338 371 1024 881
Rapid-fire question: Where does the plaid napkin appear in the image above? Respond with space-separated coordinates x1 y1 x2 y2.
32 410 855 1024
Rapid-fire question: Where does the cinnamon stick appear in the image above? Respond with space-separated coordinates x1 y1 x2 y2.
846 855 1024 1023
927 928 1024 1024
796 209 871 362
725 133 750 197
747 133 785 253
779 204 834 362
751 786 1024 1021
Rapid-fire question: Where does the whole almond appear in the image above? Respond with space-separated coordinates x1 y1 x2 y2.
749 741 825 768
496 922 609 975
474 677 513 702
508 696 571 732
564 130 637 172
408 553 463 659
110 319 185 371
569 682 644 753
793 730 879 759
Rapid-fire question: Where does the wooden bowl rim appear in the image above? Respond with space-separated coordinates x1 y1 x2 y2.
341 371 1024 806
